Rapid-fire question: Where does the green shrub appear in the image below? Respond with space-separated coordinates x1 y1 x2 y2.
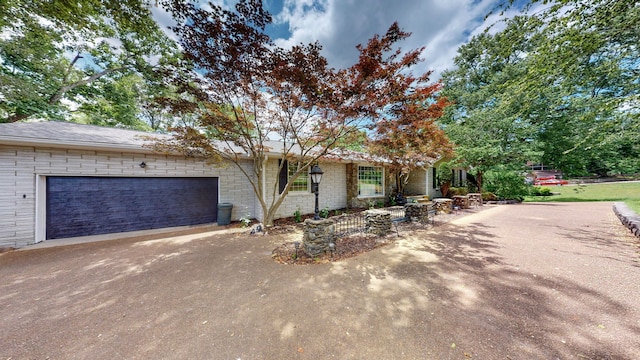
484 167 529 201
449 187 468 196
531 187 553 196
320 207 330 219
294 208 302 223
239 213 252 228
482 192 497 201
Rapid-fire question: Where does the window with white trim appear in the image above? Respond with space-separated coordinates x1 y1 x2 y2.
288 162 309 192
358 166 383 197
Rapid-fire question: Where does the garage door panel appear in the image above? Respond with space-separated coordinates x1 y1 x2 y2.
46 177 218 240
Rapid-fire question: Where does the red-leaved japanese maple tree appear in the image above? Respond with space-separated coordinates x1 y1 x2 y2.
366 80 453 196
156 0 451 226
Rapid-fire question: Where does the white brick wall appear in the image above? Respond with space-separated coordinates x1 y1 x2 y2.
1 143 366 247
0 145 257 248
264 159 348 219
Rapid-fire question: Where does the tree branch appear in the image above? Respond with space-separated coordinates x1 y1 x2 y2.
48 65 129 106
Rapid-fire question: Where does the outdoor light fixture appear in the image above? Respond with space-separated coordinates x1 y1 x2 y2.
310 164 324 220
294 241 300 258
329 241 335 261
139 161 146 168
310 163 323 185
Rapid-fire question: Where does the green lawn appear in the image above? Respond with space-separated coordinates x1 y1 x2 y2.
626 200 640 214
525 182 640 213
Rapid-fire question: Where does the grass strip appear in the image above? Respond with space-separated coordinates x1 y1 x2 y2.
525 182 640 211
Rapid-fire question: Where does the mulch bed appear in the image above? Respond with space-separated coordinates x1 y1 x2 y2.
267 210 442 264
269 211 396 264
271 232 393 265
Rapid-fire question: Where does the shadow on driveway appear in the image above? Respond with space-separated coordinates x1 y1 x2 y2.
1 203 639 359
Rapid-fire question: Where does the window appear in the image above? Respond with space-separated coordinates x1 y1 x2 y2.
358 166 383 197
288 162 309 192
279 160 309 193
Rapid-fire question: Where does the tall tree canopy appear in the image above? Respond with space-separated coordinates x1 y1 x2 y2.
0 0 177 126
440 17 542 191
156 0 450 225
442 0 639 184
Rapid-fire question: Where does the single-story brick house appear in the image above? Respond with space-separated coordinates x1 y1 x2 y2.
0 121 442 248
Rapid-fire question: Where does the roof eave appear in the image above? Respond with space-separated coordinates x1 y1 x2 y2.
0 136 156 154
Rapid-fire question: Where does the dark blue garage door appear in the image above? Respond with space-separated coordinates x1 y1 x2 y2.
46 177 219 240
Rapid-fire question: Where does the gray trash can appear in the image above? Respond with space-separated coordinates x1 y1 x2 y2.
217 203 233 225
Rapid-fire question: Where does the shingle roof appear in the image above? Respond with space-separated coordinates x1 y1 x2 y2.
0 121 393 164
0 121 166 153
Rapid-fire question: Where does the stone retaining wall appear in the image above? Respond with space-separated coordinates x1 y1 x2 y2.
364 210 392 235
613 202 640 238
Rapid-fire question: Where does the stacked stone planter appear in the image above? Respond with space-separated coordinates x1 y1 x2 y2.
364 209 392 235
452 195 470 209
303 219 337 256
468 193 482 207
432 198 453 214
404 203 429 223
613 202 640 238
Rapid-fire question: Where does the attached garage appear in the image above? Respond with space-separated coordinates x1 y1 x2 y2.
0 121 259 248
45 177 219 239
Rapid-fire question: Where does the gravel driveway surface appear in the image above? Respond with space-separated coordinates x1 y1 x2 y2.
1 202 639 359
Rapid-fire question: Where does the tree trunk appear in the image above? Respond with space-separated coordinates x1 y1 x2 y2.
263 209 275 227
476 171 483 194
440 181 451 198
261 187 289 228
395 170 409 195
6 113 31 123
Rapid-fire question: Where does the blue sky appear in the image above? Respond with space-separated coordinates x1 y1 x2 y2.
153 0 530 81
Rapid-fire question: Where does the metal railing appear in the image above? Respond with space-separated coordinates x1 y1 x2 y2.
385 206 406 221
332 207 407 237
333 212 366 237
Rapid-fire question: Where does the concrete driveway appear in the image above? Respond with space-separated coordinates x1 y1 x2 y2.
1 202 639 359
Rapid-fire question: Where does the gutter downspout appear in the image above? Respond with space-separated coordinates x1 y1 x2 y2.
261 155 268 223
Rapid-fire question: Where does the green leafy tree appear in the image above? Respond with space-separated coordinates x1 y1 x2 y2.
519 0 639 176
440 18 542 192
0 0 177 124
484 165 530 201
443 0 639 182
74 74 151 129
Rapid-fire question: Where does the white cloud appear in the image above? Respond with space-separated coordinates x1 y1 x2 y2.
150 3 179 41
153 0 526 81
272 0 504 80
